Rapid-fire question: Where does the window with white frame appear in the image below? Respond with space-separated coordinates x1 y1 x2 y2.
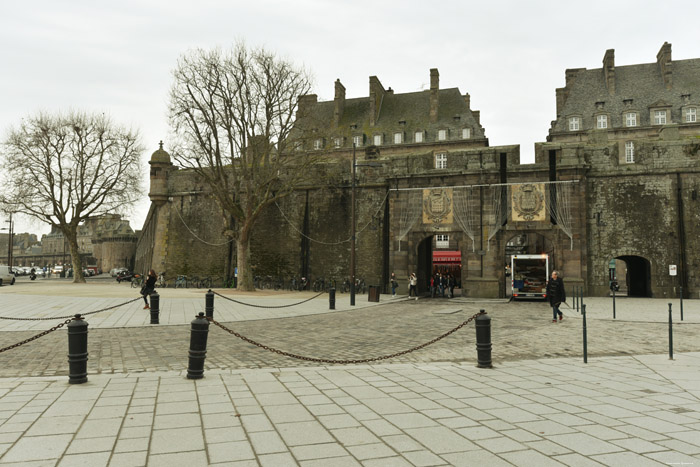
625 112 637 127
462 128 471 139
373 134 383 146
435 153 447 169
435 234 449 248
313 139 323 150
414 131 424 143
393 132 403 144
438 129 447 141
294 141 303 152
654 110 667 125
353 135 363 147
685 107 697 123
596 115 608 129
568 116 580 131
625 141 635 163
333 137 343 148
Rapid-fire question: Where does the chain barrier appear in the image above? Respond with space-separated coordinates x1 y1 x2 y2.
0 297 142 321
212 290 325 309
0 317 75 354
208 311 483 364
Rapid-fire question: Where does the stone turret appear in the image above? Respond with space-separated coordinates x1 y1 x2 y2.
148 141 173 206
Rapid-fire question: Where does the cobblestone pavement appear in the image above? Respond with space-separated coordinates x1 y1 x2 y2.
1 297 698 377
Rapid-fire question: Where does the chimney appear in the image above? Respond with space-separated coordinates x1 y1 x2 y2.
430 68 439 123
472 110 480 126
603 49 615 95
463 93 470 109
369 76 385 127
557 68 585 117
657 42 673 89
297 94 317 120
333 79 345 128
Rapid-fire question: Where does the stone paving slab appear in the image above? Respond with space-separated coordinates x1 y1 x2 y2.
0 354 697 466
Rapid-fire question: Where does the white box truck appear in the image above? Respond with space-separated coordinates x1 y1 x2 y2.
511 254 549 299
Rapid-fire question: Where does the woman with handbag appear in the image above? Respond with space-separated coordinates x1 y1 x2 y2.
141 269 157 309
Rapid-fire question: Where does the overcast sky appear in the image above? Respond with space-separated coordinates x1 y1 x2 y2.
3 0 700 236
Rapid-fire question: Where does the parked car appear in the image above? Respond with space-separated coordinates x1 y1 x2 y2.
51 266 64 275
0 266 16 286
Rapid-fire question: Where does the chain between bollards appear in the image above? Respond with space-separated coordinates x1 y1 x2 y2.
67 314 89 384
582 304 587 364
668 303 673 360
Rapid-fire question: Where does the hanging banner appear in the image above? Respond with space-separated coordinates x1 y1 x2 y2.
511 183 546 222
422 188 453 226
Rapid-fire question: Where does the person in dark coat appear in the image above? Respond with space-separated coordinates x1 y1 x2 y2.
141 269 157 309
546 270 566 322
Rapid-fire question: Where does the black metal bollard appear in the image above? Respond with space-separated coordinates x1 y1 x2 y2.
67 314 88 384
329 288 336 310
150 292 160 325
475 310 492 368
680 286 684 321
582 304 588 364
612 286 616 319
205 289 214 319
668 303 673 360
187 312 210 380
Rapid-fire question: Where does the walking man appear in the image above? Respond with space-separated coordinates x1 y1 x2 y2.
545 270 566 322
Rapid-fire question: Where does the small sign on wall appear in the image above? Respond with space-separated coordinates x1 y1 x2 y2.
669 265 677 276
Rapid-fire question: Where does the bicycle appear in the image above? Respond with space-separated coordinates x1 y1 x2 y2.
200 276 212 289
175 275 188 288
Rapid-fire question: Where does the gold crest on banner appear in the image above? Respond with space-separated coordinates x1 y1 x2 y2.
422 188 453 226
511 183 546 221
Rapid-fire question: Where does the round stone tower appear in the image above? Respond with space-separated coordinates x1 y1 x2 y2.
148 141 173 206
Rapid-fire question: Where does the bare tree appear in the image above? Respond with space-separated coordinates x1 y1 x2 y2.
1 112 143 283
168 43 317 291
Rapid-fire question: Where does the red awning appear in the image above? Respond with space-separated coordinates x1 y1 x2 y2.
432 250 462 263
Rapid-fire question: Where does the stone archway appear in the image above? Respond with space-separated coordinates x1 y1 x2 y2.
615 255 651 297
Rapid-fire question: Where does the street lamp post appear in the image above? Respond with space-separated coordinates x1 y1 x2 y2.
3 212 13 268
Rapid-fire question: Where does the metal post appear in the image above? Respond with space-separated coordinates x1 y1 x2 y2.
680 286 684 321
668 303 673 360
329 287 336 310
150 292 160 324
350 143 356 307
187 312 210 379
580 286 584 313
612 286 616 319
582 304 587 364
205 289 214 319
475 310 492 368
67 314 88 384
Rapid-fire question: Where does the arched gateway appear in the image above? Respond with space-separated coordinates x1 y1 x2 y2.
390 181 582 298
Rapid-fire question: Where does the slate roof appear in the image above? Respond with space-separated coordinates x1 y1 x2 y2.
551 57 700 134
298 86 485 146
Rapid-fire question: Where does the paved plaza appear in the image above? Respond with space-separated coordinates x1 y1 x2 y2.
0 277 699 466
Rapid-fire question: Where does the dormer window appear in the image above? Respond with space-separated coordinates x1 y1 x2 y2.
373 134 383 146
684 107 697 123
435 153 447 169
393 132 403 144
313 138 324 150
333 137 344 148
653 110 667 125
414 131 424 143
353 135 363 147
568 116 580 131
294 141 303 152
461 128 471 139
438 129 448 141
625 112 637 127
596 115 608 129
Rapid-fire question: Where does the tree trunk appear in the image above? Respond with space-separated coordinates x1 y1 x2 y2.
67 230 85 284
236 226 253 291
